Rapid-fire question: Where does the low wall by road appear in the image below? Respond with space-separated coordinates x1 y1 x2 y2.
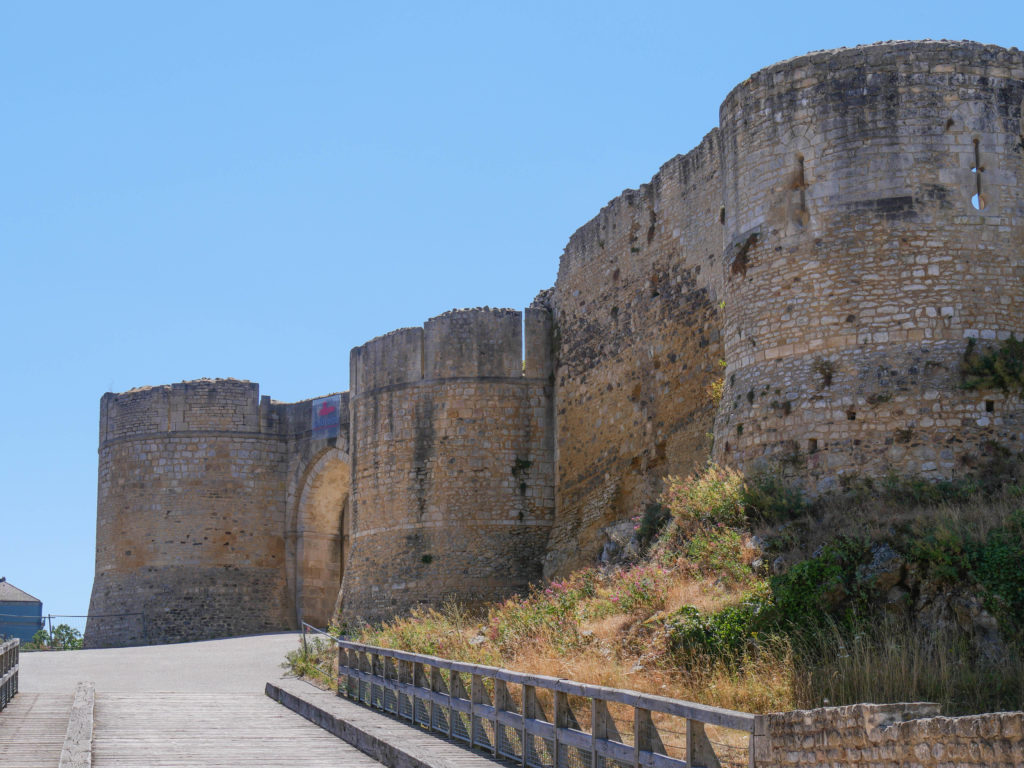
756 702 1024 767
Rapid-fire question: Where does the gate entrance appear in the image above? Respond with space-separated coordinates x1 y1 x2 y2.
294 448 351 628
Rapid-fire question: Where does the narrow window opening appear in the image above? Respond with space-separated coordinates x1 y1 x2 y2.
846 410 857 421
798 156 807 218
808 438 818 453
736 423 744 436
971 138 987 211
790 154 808 227
521 311 526 377
985 400 995 413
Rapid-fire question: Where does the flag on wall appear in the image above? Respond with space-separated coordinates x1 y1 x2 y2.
312 395 341 439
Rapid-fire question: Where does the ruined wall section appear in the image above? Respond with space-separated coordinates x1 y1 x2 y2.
86 379 296 646
714 41 1024 493
343 308 555 621
545 134 725 578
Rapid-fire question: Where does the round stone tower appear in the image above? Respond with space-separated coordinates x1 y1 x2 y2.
342 308 555 622
86 379 292 646
713 41 1024 492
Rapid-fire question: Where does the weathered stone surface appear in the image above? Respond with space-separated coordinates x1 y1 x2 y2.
343 308 555 622
757 702 1024 767
713 41 1024 494
87 40 1024 642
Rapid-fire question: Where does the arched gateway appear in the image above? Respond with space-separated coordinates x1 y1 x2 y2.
291 447 352 628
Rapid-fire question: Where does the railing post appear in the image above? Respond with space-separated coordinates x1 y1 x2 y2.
471 673 483 749
359 650 370 705
685 718 721 768
394 656 403 713
554 690 568 768
592 698 613 768
634 707 667 768
413 662 428 725
350 649 358 701
429 665 446 735
385 655 397 716
335 639 342 693
494 678 511 759
374 652 384 709
522 684 537 768
449 671 463 740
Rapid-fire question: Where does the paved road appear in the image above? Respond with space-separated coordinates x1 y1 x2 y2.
5 633 385 767
19 632 301 693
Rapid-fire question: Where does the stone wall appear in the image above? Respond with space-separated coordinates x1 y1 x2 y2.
755 702 1024 767
87 380 292 646
86 40 1024 644
343 308 555 622
545 133 725 578
86 379 351 646
713 41 1024 493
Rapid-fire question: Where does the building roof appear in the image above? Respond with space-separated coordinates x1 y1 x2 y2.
0 578 41 604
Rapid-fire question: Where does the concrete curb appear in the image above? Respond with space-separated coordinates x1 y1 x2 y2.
266 679 505 768
266 680 433 768
59 681 94 768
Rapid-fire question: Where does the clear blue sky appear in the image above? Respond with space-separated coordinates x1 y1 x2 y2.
2 2 1020 619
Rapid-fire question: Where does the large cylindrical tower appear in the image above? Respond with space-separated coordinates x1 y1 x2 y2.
714 41 1024 492
342 308 555 622
86 379 292 646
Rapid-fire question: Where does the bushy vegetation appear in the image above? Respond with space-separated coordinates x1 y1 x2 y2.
291 462 1024 717
23 623 84 650
284 630 342 689
961 334 1024 394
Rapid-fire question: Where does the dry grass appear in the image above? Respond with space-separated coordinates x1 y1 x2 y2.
289 476 1024 721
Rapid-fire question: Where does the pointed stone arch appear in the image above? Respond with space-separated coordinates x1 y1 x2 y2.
293 447 352 628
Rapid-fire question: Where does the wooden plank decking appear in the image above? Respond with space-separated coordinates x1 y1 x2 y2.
92 692 385 767
0 691 73 768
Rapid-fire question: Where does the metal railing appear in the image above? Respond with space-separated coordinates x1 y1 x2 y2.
299 622 342 687
0 638 18 711
313 626 757 768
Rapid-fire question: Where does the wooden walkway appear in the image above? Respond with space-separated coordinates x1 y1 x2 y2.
0 692 73 767
0 690 386 767
93 692 384 767
269 678 511 768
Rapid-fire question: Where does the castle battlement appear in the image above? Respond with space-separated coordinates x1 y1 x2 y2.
87 40 1024 646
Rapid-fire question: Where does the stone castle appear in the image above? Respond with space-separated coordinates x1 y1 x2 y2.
86 40 1024 647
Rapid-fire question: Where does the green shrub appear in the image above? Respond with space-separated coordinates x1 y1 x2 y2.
685 525 748 582
743 471 808 523
661 464 746 533
636 503 671 550
961 335 1024 394
668 586 772 661
284 634 338 688
769 538 870 632
908 524 970 583
968 508 1024 633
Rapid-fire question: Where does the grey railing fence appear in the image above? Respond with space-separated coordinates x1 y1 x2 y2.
304 625 757 768
0 638 18 711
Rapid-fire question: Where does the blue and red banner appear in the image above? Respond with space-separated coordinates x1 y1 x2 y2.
312 395 341 439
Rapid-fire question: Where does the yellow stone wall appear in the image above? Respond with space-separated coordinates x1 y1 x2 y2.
87 41 1024 643
713 41 1024 492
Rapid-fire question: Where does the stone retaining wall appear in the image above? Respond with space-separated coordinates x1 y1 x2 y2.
755 703 1024 767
